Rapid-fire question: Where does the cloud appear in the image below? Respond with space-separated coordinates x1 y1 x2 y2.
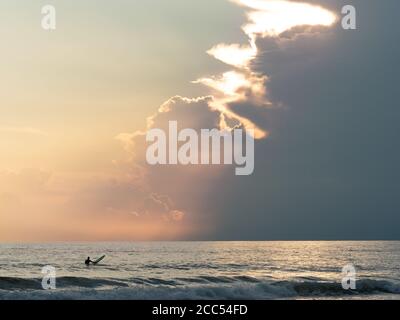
4 1 398 241
1 1 349 241
0 167 191 241
231 0 337 37
207 43 256 68
118 1 338 159
110 0 342 240
192 0 337 140
194 0 400 240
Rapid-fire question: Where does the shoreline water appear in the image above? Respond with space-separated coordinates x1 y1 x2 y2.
1 241 399 300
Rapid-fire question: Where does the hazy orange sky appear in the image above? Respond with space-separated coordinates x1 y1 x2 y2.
0 0 339 241
5 1 397 242
1 0 248 241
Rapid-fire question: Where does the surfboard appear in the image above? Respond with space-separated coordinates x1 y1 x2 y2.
93 255 106 265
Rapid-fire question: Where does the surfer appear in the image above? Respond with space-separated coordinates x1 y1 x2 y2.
85 255 105 266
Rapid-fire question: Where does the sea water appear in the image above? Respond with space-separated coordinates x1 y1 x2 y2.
0 241 399 300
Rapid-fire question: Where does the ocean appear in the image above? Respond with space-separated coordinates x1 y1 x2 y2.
0 241 399 300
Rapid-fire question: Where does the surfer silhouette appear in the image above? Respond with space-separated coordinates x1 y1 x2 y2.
85 257 93 265
85 255 106 266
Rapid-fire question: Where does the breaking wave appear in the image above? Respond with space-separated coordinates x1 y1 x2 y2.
1 276 399 300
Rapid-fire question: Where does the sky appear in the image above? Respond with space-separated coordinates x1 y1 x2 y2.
0 0 399 241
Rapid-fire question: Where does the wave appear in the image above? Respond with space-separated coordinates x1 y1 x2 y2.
0 276 399 300
143 263 223 270
0 275 259 289
0 276 128 290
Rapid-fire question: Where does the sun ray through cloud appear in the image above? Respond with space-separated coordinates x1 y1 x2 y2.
193 0 337 139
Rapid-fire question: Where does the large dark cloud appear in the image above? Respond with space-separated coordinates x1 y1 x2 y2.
116 0 400 240
203 0 400 240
